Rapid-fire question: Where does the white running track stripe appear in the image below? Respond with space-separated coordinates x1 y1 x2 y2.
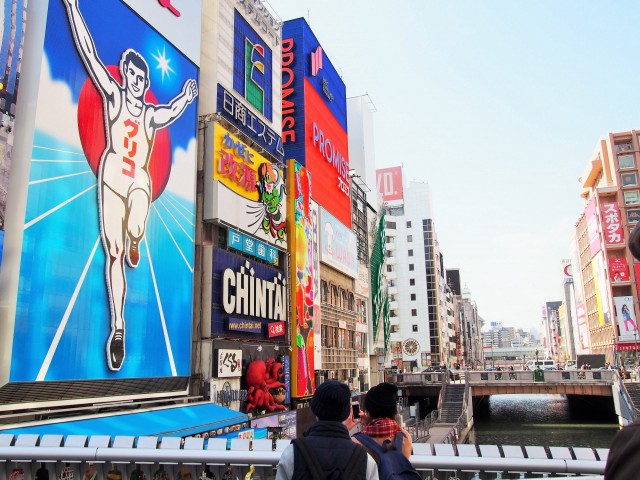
24 184 96 230
24 183 97 230
36 237 101 381
152 203 193 273
32 145 86 156
157 198 194 242
32 159 87 163
159 195 195 227
29 170 93 186
145 239 177 376
163 192 194 223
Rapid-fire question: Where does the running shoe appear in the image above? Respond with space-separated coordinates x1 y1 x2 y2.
127 238 140 268
107 328 125 371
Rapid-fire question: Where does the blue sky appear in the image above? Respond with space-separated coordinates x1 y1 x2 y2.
268 1 640 331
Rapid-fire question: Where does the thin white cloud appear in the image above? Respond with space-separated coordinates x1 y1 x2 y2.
35 55 82 149
165 137 197 201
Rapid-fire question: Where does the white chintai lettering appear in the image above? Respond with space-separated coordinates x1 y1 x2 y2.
222 269 236 314
255 278 267 317
236 267 251 315
221 261 287 321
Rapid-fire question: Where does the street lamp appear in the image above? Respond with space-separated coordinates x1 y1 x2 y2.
634 329 639 366
535 349 540 370
612 335 618 369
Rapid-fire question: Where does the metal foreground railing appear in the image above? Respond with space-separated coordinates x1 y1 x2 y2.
0 433 607 480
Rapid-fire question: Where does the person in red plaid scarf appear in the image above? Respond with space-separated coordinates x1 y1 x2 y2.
352 382 412 459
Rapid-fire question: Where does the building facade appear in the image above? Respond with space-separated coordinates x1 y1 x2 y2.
575 131 640 366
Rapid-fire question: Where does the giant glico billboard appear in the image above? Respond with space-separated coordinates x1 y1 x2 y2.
4 0 200 384
287 159 316 398
282 18 351 228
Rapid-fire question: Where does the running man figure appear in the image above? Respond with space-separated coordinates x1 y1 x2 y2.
62 0 198 370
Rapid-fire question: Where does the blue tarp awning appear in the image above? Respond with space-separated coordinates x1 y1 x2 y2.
0 403 249 438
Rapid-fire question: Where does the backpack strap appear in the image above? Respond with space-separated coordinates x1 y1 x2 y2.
292 438 324 480
353 432 386 455
342 445 368 479
392 431 405 451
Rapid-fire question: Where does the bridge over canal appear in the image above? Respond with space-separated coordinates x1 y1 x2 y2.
390 369 638 444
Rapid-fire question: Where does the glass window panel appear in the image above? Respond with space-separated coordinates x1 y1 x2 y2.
624 190 640 205
627 209 640 224
622 172 638 186
619 154 635 169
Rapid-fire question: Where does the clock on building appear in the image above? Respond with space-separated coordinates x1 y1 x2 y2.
403 338 419 356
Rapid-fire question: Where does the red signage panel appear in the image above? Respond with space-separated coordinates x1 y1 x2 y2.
600 201 624 245
268 321 286 338
610 257 630 282
303 78 351 228
376 166 404 203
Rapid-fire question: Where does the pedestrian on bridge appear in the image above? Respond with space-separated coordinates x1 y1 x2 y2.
352 382 413 459
275 380 378 480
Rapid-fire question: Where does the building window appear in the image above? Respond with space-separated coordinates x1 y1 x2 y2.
409 264 415 271
411 309 417 316
619 154 636 170
406 221 412 228
386 221 396 229
410 278 415 286
408 249 413 256
411 293 416 301
387 265 393 272
407 235 413 242
412 324 418 332
616 141 633 153
624 190 640 206
622 172 638 187
628 208 640 224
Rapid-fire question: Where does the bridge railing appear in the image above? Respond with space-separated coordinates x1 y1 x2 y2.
0 433 607 479
466 369 615 383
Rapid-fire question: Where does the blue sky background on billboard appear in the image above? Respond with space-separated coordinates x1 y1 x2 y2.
268 0 640 331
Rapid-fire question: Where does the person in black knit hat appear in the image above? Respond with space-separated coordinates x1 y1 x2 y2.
605 222 640 479
275 380 379 480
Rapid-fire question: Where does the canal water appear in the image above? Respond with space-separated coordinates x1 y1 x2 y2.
467 394 619 448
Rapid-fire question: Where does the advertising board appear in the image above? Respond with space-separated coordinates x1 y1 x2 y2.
609 257 630 283
122 0 201 65
585 199 601 257
319 207 358 279
287 160 315 398
212 342 290 415
614 296 638 342
282 19 351 228
202 1 281 147
376 166 404 204
600 200 624 246
0 0 28 268
592 252 612 327
204 122 287 248
211 248 287 340
9 0 198 381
